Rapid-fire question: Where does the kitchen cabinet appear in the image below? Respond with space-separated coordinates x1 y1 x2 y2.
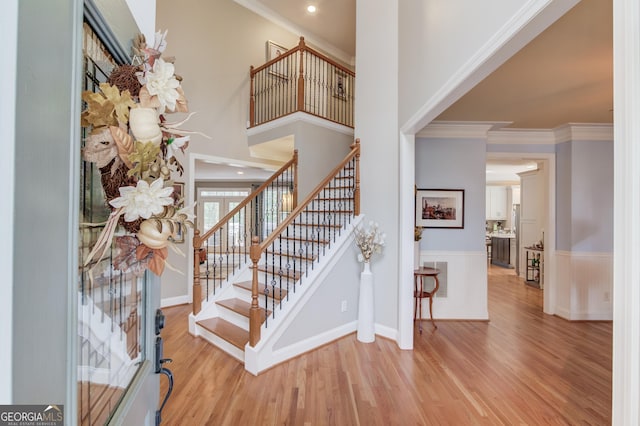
486 186 507 220
491 237 513 268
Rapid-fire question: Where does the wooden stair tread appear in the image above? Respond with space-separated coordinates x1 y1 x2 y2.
257 266 302 280
196 318 249 350
234 280 288 300
324 185 353 190
293 223 342 229
216 298 270 319
304 210 353 214
268 250 317 261
315 197 353 201
279 235 329 245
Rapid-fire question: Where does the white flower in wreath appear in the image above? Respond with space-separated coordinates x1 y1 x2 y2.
144 58 181 112
109 178 175 222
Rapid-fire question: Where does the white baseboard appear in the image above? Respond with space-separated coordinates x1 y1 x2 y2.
375 323 398 341
161 295 190 308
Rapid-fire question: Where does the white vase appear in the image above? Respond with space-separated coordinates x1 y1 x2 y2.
357 262 375 343
414 241 421 269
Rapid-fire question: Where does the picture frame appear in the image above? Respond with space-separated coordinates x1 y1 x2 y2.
333 69 348 100
415 189 465 229
172 182 184 208
170 182 185 243
266 40 289 79
171 222 185 244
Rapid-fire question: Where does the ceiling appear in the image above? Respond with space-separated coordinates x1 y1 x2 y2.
231 0 612 182
236 0 356 63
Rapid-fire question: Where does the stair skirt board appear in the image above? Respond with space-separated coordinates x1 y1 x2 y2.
194 215 365 374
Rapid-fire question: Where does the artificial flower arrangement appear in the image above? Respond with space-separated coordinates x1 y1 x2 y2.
354 221 386 263
82 31 207 276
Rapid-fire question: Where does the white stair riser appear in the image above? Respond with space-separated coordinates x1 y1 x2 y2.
215 306 250 330
196 325 245 362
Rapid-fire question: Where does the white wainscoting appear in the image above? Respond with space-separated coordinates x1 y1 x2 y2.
418 250 488 320
555 251 613 321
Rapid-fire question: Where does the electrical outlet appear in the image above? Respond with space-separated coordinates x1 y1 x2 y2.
604 291 611 302
341 300 347 312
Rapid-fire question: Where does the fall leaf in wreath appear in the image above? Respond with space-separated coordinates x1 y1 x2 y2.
81 90 118 128
100 83 136 124
127 141 161 178
114 235 149 276
136 244 169 276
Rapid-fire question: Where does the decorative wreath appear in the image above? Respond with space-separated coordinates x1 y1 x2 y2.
81 31 208 276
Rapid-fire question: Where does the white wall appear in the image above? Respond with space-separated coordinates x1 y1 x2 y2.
0 0 17 405
125 0 155 41
398 0 580 133
355 0 400 332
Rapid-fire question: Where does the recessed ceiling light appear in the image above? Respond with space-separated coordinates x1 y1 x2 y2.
307 5 317 13
237 171 244 175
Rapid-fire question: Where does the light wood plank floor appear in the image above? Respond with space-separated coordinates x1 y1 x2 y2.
160 264 612 425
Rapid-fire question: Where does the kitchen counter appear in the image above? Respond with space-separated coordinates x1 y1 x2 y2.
487 232 515 239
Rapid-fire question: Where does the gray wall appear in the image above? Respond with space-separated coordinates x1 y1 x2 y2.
248 120 354 201
274 243 361 349
556 140 613 252
293 123 353 200
415 137 487 251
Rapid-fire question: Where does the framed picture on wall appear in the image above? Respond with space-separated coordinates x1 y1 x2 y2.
333 70 348 100
172 182 184 208
266 40 288 79
415 188 465 229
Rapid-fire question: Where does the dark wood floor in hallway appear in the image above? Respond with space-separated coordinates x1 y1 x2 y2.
159 264 612 425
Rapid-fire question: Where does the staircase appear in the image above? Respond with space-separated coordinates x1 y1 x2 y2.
189 140 360 373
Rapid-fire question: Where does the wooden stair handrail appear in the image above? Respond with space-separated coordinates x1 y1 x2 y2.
249 37 355 128
250 37 354 79
195 150 298 247
248 139 360 346
192 150 298 315
258 139 359 253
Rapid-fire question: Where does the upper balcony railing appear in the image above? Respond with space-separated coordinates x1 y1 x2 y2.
250 37 355 128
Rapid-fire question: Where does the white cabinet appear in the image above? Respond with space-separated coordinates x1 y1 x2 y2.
486 186 507 220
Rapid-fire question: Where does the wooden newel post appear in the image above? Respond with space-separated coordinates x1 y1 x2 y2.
249 236 262 346
353 138 361 216
249 65 255 127
193 229 202 315
297 37 306 112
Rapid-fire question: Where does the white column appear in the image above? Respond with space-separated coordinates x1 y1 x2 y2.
613 0 640 423
355 0 400 337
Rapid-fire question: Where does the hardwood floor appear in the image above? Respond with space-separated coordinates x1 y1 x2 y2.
159 264 612 425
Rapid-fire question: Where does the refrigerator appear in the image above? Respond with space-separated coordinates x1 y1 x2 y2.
512 205 521 275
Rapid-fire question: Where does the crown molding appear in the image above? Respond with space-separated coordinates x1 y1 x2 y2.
416 121 510 139
234 0 354 66
553 123 613 143
487 128 557 145
420 121 613 144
